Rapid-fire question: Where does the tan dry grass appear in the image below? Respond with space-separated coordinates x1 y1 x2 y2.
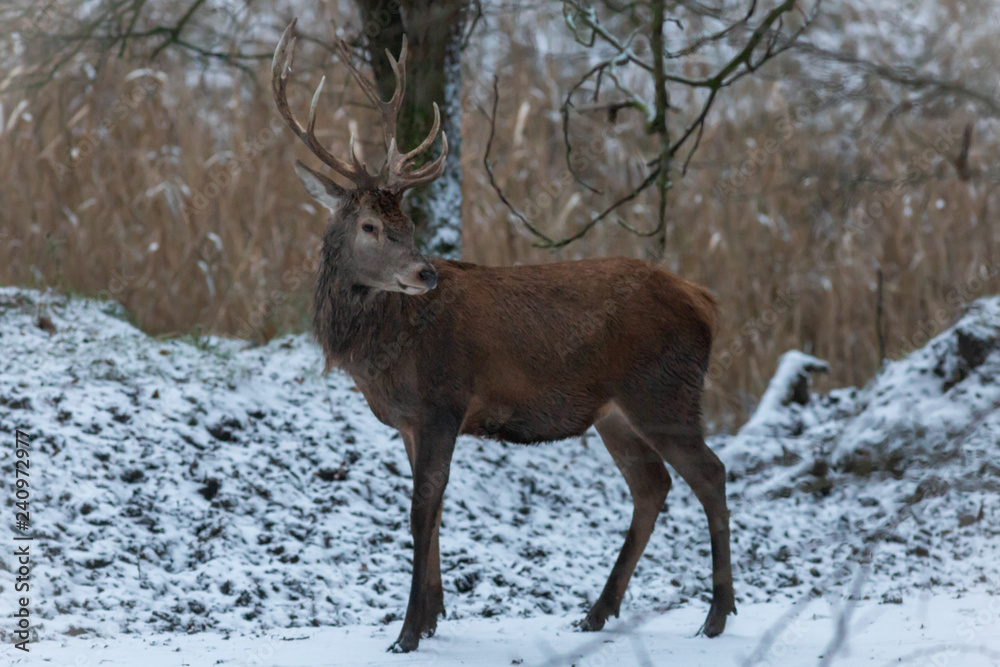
2 38 998 432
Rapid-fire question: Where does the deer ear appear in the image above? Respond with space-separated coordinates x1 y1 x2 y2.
294 161 349 213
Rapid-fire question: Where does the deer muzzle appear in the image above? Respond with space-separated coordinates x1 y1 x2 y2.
396 263 438 295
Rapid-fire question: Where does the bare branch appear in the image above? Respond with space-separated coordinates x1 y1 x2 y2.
547 0 811 248
483 76 559 246
149 0 207 60
792 41 1000 117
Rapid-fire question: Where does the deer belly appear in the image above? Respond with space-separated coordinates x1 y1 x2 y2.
460 392 600 444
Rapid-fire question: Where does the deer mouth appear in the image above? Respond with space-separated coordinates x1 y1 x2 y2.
396 280 429 296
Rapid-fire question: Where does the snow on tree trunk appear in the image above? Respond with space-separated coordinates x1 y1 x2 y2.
414 29 462 258
357 0 468 259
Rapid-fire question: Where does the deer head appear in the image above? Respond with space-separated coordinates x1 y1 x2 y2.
272 18 446 294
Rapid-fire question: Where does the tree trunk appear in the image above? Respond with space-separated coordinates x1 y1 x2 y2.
356 0 467 259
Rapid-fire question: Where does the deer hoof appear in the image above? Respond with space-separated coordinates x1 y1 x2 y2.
578 595 620 632
699 584 735 637
699 601 734 637
420 618 438 639
388 631 419 653
699 613 726 638
577 611 607 632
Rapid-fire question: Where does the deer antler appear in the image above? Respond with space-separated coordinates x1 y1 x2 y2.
383 103 449 193
334 33 449 194
272 19 377 190
273 19 448 194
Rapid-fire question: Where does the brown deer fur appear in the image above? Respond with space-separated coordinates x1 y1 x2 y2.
305 177 734 654
273 19 735 653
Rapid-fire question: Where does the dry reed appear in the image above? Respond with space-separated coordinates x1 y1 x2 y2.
2 11 998 432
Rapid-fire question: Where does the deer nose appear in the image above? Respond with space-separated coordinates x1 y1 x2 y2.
418 267 438 290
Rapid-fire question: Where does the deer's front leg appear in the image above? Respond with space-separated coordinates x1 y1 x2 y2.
400 433 446 637
390 422 457 653
424 503 445 633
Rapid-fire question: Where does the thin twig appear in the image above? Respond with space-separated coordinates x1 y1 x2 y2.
483 76 558 246
550 0 809 248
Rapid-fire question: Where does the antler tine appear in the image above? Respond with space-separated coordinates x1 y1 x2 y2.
336 35 407 154
408 132 449 180
381 37 406 149
379 104 440 182
272 18 375 188
384 131 449 193
400 102 440 164
289 27 444 195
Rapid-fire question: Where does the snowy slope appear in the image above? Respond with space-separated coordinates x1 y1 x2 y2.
728 296 1000 480
0 287 998 656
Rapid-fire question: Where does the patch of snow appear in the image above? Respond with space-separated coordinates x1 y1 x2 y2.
420 19 464 260
0 287 998 656
740 350 831 438
831 297 1000 471
18 594 1000 665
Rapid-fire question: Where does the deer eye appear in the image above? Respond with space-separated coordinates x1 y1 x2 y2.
361 223 376 234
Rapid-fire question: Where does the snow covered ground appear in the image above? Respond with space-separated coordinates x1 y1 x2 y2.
18 594 1000 666
1 286 999 665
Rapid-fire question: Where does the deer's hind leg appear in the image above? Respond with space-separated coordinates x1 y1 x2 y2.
621 380 735 638
580 409 671 632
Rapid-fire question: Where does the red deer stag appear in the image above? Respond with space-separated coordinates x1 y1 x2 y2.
272 18 734 653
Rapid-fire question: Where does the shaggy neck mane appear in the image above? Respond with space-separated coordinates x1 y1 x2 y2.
312 219 410 374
